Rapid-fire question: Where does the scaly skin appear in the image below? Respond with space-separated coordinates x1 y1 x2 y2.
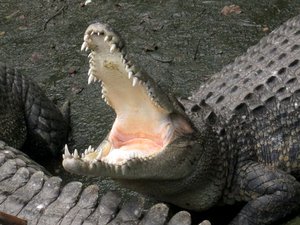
0 64 192 224
0 62 69 158
0 141 192 225
63 15 300 224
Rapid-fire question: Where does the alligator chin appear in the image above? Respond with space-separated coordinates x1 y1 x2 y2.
63 23 193 166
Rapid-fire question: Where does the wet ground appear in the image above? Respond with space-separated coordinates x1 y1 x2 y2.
1 0 300 224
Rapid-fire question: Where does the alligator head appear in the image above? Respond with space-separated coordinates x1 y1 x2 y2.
62 23 202 189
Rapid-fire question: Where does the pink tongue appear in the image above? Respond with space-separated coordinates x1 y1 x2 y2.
118 138 162 154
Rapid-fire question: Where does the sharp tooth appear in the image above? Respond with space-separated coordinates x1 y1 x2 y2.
84 34 89 42
88 68 92 76
91 31 95 35
128 71 133 79
132 77 138 87
81 153 84 158
85 47 89 51
81 42 87 51
88 52 93 58
64 144 71 157
104 36 109 42
110 44 117 53
73 149 79 159
88 145 92 152
93 76 98 82
97 32 100 36
88 74 94 84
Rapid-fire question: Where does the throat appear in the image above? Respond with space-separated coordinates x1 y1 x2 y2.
110 130 164 153
109 115 170 149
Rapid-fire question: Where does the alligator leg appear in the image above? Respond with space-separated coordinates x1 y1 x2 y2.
229 161 300 225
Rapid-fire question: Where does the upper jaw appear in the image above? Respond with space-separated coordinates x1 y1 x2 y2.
81 22 176 112
62 22 194 177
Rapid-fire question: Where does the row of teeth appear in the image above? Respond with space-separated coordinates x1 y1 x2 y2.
62 144 147 165
63 144 104 161
81 27 161 110
80 31 118 52
81 29 145 88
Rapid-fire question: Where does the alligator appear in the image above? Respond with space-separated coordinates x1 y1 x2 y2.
0 63 193 224
0 62 69 159
62 15 300 225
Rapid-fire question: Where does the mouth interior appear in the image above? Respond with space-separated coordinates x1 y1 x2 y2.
84 29 175 164
100 76 173 164
109 103 172 155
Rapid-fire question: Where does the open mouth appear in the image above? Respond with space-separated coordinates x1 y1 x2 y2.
63 23 193 166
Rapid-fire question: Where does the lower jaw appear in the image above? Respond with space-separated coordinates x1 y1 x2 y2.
101 148 146 164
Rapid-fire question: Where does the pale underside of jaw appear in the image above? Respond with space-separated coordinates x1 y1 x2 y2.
63 23 174 165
